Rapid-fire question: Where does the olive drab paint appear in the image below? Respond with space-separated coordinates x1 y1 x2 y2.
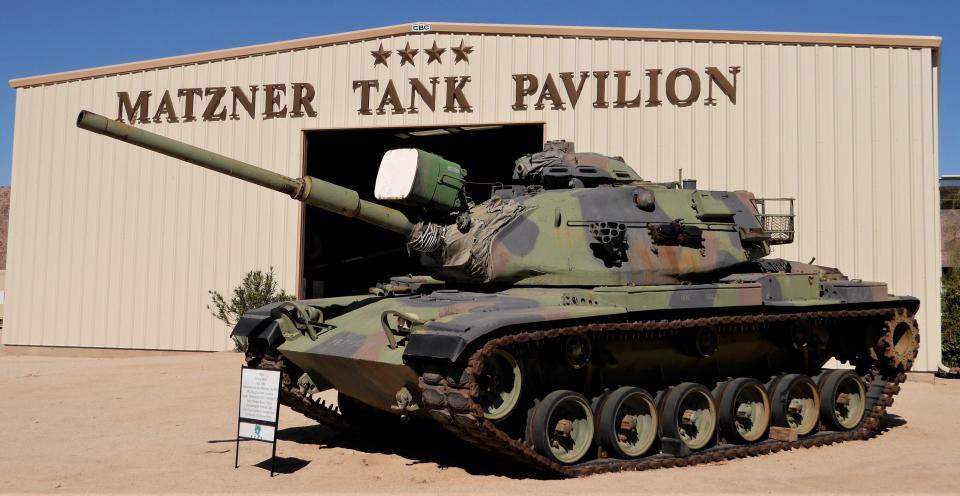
77 110 922 472
76 113 920 413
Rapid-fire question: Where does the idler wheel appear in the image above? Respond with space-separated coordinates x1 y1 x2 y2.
659 383 718 451
596 386 659 459
818 370 867 431
476 349 523 421
768 374 820 436
529 390 595 464
714 377 771 443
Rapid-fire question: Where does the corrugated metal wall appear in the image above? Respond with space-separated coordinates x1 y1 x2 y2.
5 33 941 370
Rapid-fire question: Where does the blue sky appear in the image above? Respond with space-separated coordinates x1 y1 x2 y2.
1 0 956 186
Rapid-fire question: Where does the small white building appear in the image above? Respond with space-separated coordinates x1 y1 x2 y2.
5 22 943 370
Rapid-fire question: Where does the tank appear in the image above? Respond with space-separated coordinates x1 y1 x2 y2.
77 110 920 476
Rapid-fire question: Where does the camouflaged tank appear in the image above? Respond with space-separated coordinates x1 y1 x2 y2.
78 110 920 476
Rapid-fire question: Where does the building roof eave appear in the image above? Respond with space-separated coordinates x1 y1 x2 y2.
8 21 944 89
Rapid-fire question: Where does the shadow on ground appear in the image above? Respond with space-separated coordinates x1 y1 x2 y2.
254 456 311 474
277 421 553 480
880 413 907 429
226 411 910 480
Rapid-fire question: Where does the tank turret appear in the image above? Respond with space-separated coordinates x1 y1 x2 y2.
77 110 794 286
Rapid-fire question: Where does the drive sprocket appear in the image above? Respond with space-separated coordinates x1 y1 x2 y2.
878 309 920 371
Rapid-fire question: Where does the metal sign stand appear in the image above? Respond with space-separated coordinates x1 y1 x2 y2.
235 365 282 477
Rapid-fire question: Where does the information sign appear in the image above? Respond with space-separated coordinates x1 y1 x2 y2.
234 366 282 476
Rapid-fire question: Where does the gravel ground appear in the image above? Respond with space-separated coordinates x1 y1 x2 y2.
1 347 958 495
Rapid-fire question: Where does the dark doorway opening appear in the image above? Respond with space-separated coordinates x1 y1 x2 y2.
301 124 544 298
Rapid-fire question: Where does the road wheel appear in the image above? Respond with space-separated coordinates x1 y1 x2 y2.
659 383 717 451
529 390 595 464
596 386 658 459
818 369 867 430
769 374 820 436
716 377 771 443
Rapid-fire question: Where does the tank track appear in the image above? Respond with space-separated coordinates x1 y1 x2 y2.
253 353 351 431
419 307 910 477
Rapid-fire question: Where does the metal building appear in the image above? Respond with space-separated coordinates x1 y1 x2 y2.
5 23 942 370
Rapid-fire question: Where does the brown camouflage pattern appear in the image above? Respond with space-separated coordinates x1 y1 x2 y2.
70 114 920 429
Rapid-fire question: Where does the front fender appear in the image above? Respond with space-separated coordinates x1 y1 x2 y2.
403 305 626 362
230 302 287 349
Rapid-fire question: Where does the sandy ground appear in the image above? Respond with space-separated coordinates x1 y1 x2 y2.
1 347 958 495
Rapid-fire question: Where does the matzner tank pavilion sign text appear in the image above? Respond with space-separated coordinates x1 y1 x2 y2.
114 40 740 123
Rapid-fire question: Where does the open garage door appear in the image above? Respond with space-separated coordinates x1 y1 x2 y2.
301 124 544 298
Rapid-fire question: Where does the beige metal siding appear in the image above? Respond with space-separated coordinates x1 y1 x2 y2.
5 33 941 370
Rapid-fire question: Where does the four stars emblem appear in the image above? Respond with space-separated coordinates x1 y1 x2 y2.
372 40 472 67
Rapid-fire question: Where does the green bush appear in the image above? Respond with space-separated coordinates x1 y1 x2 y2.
942 267 960 367
208 267 294 351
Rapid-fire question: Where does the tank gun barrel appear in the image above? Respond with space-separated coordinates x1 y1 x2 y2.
76 110 414 236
